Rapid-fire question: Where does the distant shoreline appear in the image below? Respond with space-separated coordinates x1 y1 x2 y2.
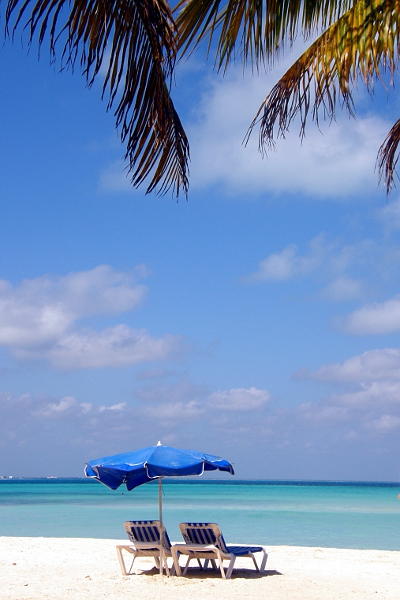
1 477 400 487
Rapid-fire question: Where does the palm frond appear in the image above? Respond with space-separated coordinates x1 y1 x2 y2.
176 0 353 71
245 0 400 192
5 0 189 197
377 118 400 193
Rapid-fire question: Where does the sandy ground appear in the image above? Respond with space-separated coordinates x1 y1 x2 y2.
1 537 400 600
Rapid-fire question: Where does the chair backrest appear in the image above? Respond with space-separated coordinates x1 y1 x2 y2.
124 520 171 551
179 522 229 554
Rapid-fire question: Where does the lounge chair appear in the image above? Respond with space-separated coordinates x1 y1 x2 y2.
172 522 268 579
116 520 176 576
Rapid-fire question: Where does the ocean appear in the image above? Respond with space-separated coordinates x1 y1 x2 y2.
1 479 399 550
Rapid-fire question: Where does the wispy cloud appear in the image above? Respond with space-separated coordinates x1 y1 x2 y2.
243 228 400 321
137 384 271 422
243 234 377 302
98 160 133 193
289 350 400 448
0 266 186 369
244 235 331 282
378 197 400 231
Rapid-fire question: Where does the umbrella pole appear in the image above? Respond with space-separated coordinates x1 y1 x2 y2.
159 477 163 576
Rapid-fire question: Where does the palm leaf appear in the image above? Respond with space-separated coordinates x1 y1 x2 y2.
176 0 353 70
5 0 189 197
245 0 400 193
377 118 400 193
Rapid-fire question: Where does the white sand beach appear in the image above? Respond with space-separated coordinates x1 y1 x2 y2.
1 537 400 600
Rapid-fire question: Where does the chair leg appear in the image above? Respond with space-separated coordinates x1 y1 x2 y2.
172 550 182 576
160 549 170 576
183 555 192 576
260 550 268 572
116 546 135 576
225 555 236 580
251 554 259 571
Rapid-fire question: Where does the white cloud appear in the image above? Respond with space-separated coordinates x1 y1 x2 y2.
13 326 184 370
245 244 312 281
207 387 271 410
0 266 185 369
294 348 400 383
330 380 400 408
142 400 204 422
99 402 127 412
32 396 87 419
339 294 400 334
186 67 390 199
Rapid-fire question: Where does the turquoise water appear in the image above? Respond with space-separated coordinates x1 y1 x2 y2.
1 479 400 550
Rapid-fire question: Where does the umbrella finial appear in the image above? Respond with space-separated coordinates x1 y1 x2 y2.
157 441 162 446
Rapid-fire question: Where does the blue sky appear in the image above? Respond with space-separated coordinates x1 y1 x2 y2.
1 26 400 481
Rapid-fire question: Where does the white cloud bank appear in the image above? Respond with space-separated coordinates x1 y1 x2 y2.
0 266 185 369
2 371 400 479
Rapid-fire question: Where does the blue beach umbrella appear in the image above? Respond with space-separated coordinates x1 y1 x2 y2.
84 442 234 574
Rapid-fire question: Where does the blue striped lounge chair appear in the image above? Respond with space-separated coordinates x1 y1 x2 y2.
116 520 176 576
172 522 268 579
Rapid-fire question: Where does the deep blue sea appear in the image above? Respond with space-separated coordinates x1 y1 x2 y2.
1 479 400 550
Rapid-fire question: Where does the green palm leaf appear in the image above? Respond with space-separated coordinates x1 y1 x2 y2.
5 0 189 197
245 0 400 192
176 0 353 70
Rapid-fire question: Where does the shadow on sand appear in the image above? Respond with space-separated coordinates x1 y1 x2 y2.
135 566 283 580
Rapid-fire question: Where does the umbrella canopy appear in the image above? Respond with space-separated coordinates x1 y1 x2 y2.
84 442 234 574
84 443 234 489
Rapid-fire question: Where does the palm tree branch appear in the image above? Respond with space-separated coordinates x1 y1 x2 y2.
5 0 189 197
176 0 353 70
377 118 400 193
245 0 400 192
